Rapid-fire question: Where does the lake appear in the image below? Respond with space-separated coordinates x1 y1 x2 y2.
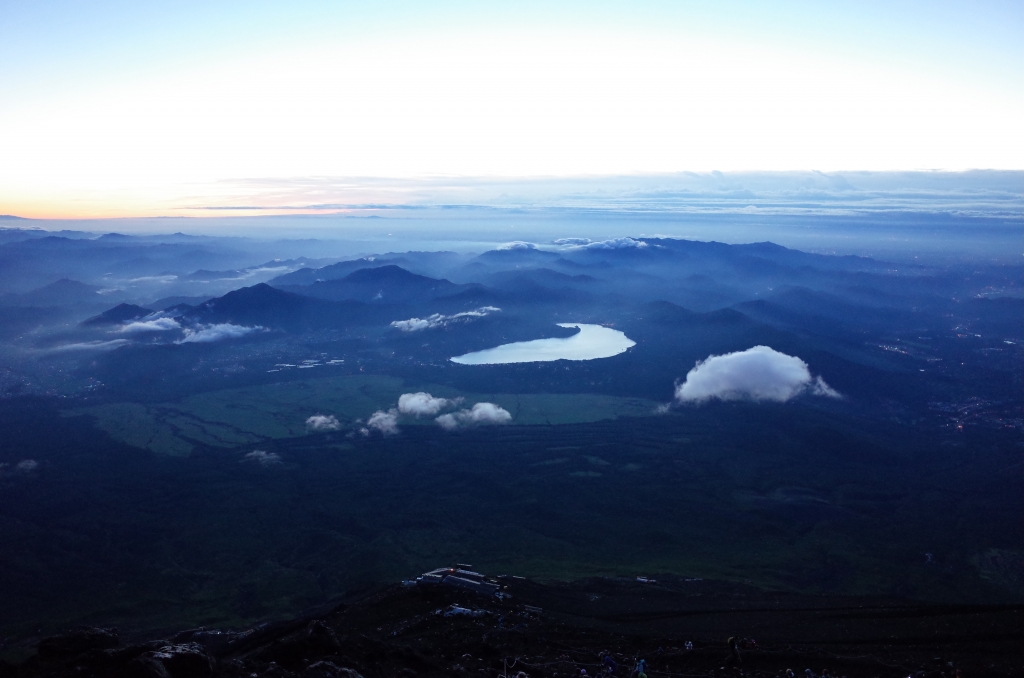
451 323 635 365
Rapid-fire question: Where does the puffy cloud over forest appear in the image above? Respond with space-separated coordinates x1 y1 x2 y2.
436 402 512 430
674 346 839 403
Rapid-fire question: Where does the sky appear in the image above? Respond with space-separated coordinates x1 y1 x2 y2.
1 1 1021 218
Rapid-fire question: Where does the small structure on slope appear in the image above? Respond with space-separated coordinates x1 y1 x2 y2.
413 564 501 596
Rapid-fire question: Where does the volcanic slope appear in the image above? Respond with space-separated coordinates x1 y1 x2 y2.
11 575 1022 677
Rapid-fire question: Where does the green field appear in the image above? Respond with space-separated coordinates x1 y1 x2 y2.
76 374 661 455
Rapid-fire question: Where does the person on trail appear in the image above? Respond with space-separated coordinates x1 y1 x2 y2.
725 637 741 667
633 658 648 678
603 654 618 675
685 641 693 651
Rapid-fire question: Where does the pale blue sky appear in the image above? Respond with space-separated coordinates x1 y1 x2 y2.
1 1 1021 217
4 1 1020 91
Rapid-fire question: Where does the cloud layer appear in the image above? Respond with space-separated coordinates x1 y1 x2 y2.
306 414 341 431
177 323 262 343
244 450 281 466
47 339 130 352
436 402 513 430
555 237 649 250
351 394 509 436
0 459 39 478
398 392 461 417
391 307 500 332
674 345 840 403
583 237 648 250
117 317 181 333
366 409 399 435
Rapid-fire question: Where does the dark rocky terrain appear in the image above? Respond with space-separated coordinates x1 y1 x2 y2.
5 573 1021 678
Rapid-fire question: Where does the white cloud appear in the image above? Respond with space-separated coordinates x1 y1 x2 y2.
306 414 341 431
554 237 648 250
367 408 399 435
244 450 281 465
674 345 840 403
584 237 648 250
47 339 130 352
177 323 262 343
128 275 178 283
497 241 538 250
391 306 500 332
391 317 433 332
398 392 462 417
436 402 513 430
16 459 39 472
117 317 181 333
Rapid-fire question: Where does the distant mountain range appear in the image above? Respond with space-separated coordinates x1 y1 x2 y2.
276 265 479 304
0 279 106 308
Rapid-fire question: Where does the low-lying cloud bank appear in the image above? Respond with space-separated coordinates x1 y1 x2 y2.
117 317 181 333
554 237 649 250
391 307 500 332
498 237 650 252
583 237 648 250
436 402 512 430
47 339 130 352
306 414 341 431
398 392 462 417
177 323 262 343
674 346 840 403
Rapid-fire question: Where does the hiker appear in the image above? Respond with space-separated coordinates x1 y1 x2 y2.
603 654 618 675
724 637 741 667
685 641 693 651
632 658 648 678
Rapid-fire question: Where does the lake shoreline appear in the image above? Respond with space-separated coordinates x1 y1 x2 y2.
451 323 636 365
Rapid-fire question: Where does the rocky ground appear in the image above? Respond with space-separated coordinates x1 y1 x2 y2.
2 575 1021 678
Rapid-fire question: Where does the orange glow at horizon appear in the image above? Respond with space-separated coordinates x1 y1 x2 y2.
2 29 1020 220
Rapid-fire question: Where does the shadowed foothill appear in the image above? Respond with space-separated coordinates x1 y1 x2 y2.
5 568 1020 677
